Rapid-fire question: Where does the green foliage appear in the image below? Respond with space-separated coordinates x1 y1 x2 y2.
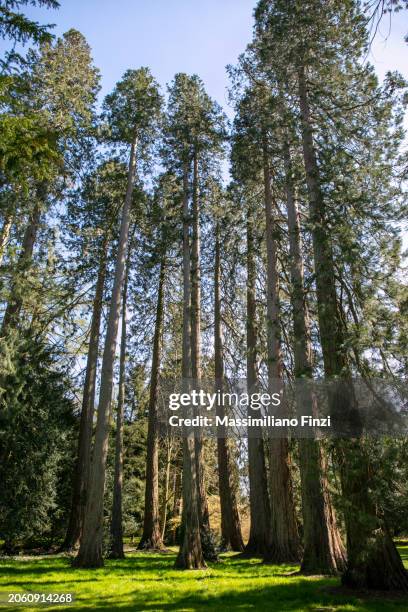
105 418 148 540
0 1 59 42
164 72 226 166
122 419 148 536
367 438 408 537
0 112 60 185
63 158 128 279
102 68 162 144
27 29 100 136
0 330 75 549
0 74 60 187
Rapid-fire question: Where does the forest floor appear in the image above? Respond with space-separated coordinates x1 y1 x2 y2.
0 544 407 611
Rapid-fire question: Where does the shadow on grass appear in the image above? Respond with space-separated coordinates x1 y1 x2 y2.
0 554 173 576
1 551 408 611
70 581 408 612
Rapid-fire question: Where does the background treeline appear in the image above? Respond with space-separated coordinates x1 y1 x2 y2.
1 0 408 592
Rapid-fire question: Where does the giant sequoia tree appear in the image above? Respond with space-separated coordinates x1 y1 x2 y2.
230 85 300 561
253 0 408 590
212 186 244 553
61 161 129 551
230 51 346 571
164 73 225 568
138 176 176 551
74 68 162 568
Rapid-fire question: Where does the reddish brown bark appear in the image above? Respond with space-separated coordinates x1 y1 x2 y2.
175 159 205 569
214 221 244 552
283 139 345 574
160 438 173 542
73 135 137 568
298 64 408 590
190 150 217 562
109 251 131 559
139 257 166 550
244 204 271 558
262 139 301 564
61 238 108 551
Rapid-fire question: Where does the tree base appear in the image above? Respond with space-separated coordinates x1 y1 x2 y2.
300 560 340 576
72 555 104 569
174 550 207 570
59 528 81 554
230 544 245 553
72 544 104 569
137 537 164 551
108 548 125 560
263 550 301 565
242 534 270 559
342 531 408 591
219 539 244 554
263 540 301 565
175 530 206 570
58 543 78 554
300 543 345 576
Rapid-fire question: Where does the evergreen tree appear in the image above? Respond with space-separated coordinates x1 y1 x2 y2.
0 331 75 552
74 68 162 568
0 0 60 70
139 174 178 551
1 29 100 335
61 160 128 551
164 73 225 568
253 0 408 589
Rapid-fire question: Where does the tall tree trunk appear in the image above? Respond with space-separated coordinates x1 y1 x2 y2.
262 139 301 564
244 204 271 558
160 438 173 542
73 134 137 568
61 238 108 551
298 64 408 590
283 140 345 574
190 149 217 562
214 221 244 552
139 257 166 550
109 250 131 559
1 183 46 335
0 213 12 267
175 159 205 569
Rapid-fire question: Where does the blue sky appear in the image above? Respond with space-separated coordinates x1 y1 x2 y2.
17 0 255 117
5 0 408 117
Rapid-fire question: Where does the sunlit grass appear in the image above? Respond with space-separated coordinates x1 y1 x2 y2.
0 545 407 611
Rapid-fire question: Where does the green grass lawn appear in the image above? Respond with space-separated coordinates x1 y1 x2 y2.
0 545 407 611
